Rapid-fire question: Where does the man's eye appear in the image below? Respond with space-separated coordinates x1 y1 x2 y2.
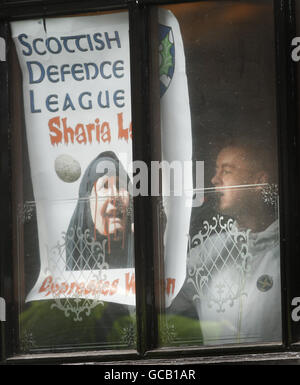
222 170 231 175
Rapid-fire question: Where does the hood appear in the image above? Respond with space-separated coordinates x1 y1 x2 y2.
66 151 134 270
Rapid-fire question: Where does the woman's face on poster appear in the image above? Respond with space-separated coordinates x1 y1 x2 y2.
89 175 130 240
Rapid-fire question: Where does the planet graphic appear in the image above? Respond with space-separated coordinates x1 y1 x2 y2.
54 154 81 183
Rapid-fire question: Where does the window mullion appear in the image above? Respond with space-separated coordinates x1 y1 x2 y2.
0 20 13 361
274 0 298 348
129 2 160 356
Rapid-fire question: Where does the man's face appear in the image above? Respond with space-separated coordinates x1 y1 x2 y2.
89 175 130 240
211 146 258 216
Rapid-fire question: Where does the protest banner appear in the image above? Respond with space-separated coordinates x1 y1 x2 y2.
11 9 192 311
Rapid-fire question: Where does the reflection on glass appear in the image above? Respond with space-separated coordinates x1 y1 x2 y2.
159 1 281 347
185 141 280 345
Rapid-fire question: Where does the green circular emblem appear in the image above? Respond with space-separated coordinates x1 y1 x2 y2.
256 275 273 292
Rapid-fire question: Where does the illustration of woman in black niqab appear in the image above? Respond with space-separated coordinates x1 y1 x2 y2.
66 151 134 271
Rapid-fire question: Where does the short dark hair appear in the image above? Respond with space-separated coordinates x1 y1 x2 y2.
219 136 278 183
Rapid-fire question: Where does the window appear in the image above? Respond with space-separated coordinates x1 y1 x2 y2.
11 10 136 353
0 0 300 365
156 1 281 347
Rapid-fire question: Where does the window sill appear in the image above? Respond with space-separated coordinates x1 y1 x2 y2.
4 348 300 365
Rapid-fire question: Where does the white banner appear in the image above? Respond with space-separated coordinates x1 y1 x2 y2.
158 10 193 307
11 9 192 308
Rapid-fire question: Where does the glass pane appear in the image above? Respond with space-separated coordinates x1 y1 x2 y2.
156 1 281 347
10 11 136 352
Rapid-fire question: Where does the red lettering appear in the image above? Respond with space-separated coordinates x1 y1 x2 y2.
86 123 95 144
62 117 74 144
166 278 176 295
76 282 85 295
118 112 131 142
67 281 80 295
75 124 87 144
84 280 96 295
95 119 101 142
101 281 110 296
38 275 53 296
49 117 62 145
101 122 111 143
109 279 119 296
38 276 124 298
125 273 135 295
50 282 60 296
59 282 69 294
48 116 111 146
